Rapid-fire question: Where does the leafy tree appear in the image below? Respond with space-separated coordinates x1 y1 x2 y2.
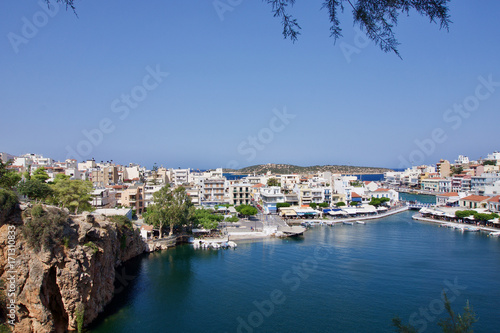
236 204 258 218
109 215 133 229
0 160 21 190
309 202 318 209
438 293 477 333
473 212 499 222
451 166 464 175
318 202 329 208
31 167 50 182
17 179 53 202
369 197 390 207
0 188 18 224
277 202 291 209
265 0 450 56
350 201 359 206
455 210 477 219
336 201 346 207
482 160 496 166
192 208 223 230
393 292 477 333
48 0 451 57
226 216 239 222
145 185 193 237
51 177 93 214
267 178 281 187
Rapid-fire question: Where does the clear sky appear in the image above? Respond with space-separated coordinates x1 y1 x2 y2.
1 1 500 170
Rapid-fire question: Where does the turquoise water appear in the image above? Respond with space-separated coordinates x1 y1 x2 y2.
90 211 500 332
399 192 437 204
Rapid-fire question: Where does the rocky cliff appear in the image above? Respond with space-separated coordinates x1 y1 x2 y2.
0 204 147 332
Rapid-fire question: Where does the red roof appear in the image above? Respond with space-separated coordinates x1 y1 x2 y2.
351 192 361 198
460 195 489 202
437 192 459 197
363 181 372 185
487 195 500 203
375 188 390 192
253 183 264 188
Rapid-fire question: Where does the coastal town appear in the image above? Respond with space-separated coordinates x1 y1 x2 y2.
2 150 500 243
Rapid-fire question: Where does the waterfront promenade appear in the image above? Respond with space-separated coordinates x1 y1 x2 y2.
412 214 500 233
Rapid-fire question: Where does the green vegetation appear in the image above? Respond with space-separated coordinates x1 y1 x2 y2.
482 160 496 166
350 180 363 187
276 202 291 209
22 205 68 252
120 234 127 250
350 201 359 206
192 208 223 230
318 202 329 208
145 185 193 237
17 179 53 202
267 178 281 187
226 216 239 223
84 241 99 254
393 292 477 333
50 175 93 214
335 202 346 207
109 215 132 229
0 160 21 190
75 302 85 333
0 324 12 333
31 167 50 182
451 166 464 176
369 197 390 207
0 188 18 224
474 212 499 222
236 204 258 218
309 203 317 209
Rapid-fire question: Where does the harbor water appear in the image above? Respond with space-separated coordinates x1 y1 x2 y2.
90 210 500 332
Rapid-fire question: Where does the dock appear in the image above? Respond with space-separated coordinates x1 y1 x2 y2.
277 225 306 237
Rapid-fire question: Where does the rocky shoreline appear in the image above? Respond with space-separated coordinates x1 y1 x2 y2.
0 204 150 333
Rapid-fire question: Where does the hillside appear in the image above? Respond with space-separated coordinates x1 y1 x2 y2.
223 164 392 175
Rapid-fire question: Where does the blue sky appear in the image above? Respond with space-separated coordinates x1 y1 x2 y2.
1 1 500 170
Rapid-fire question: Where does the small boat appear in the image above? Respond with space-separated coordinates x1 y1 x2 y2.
343 221 354 225
356 221 365 225
488 232 500 237
463 227 480 232
228 241 237 248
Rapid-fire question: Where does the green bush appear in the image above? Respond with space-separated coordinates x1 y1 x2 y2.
75 303 85 333
84 241 99 254
22 207 67 252
109 215 132 229
226 216 239 222
0 188 18 224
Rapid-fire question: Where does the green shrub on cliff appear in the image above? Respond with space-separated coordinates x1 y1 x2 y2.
0 188 18 224
22 206 68 252
109 215 132 229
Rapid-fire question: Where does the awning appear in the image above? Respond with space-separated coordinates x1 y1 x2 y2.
192 228 210 233
329 210 346 216
377 206 388 211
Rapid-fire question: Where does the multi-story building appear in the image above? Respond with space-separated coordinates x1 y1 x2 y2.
260 186 285 214
90 165 119 187
436 159 451 178
421 178 441 192
121 183 145 214
170 168 190 185
203 178 226 204
471 173 500 195
230 183 252 206
90 188 116 208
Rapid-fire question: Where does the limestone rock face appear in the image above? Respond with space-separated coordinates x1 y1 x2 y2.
0 209 147 332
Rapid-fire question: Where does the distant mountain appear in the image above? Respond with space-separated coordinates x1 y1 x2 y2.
223 164 392 175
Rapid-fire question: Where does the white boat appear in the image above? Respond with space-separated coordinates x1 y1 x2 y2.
356 221 365 224
227 241 237 248
463 227 480 232
488 231 500 237
343 221 354 225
